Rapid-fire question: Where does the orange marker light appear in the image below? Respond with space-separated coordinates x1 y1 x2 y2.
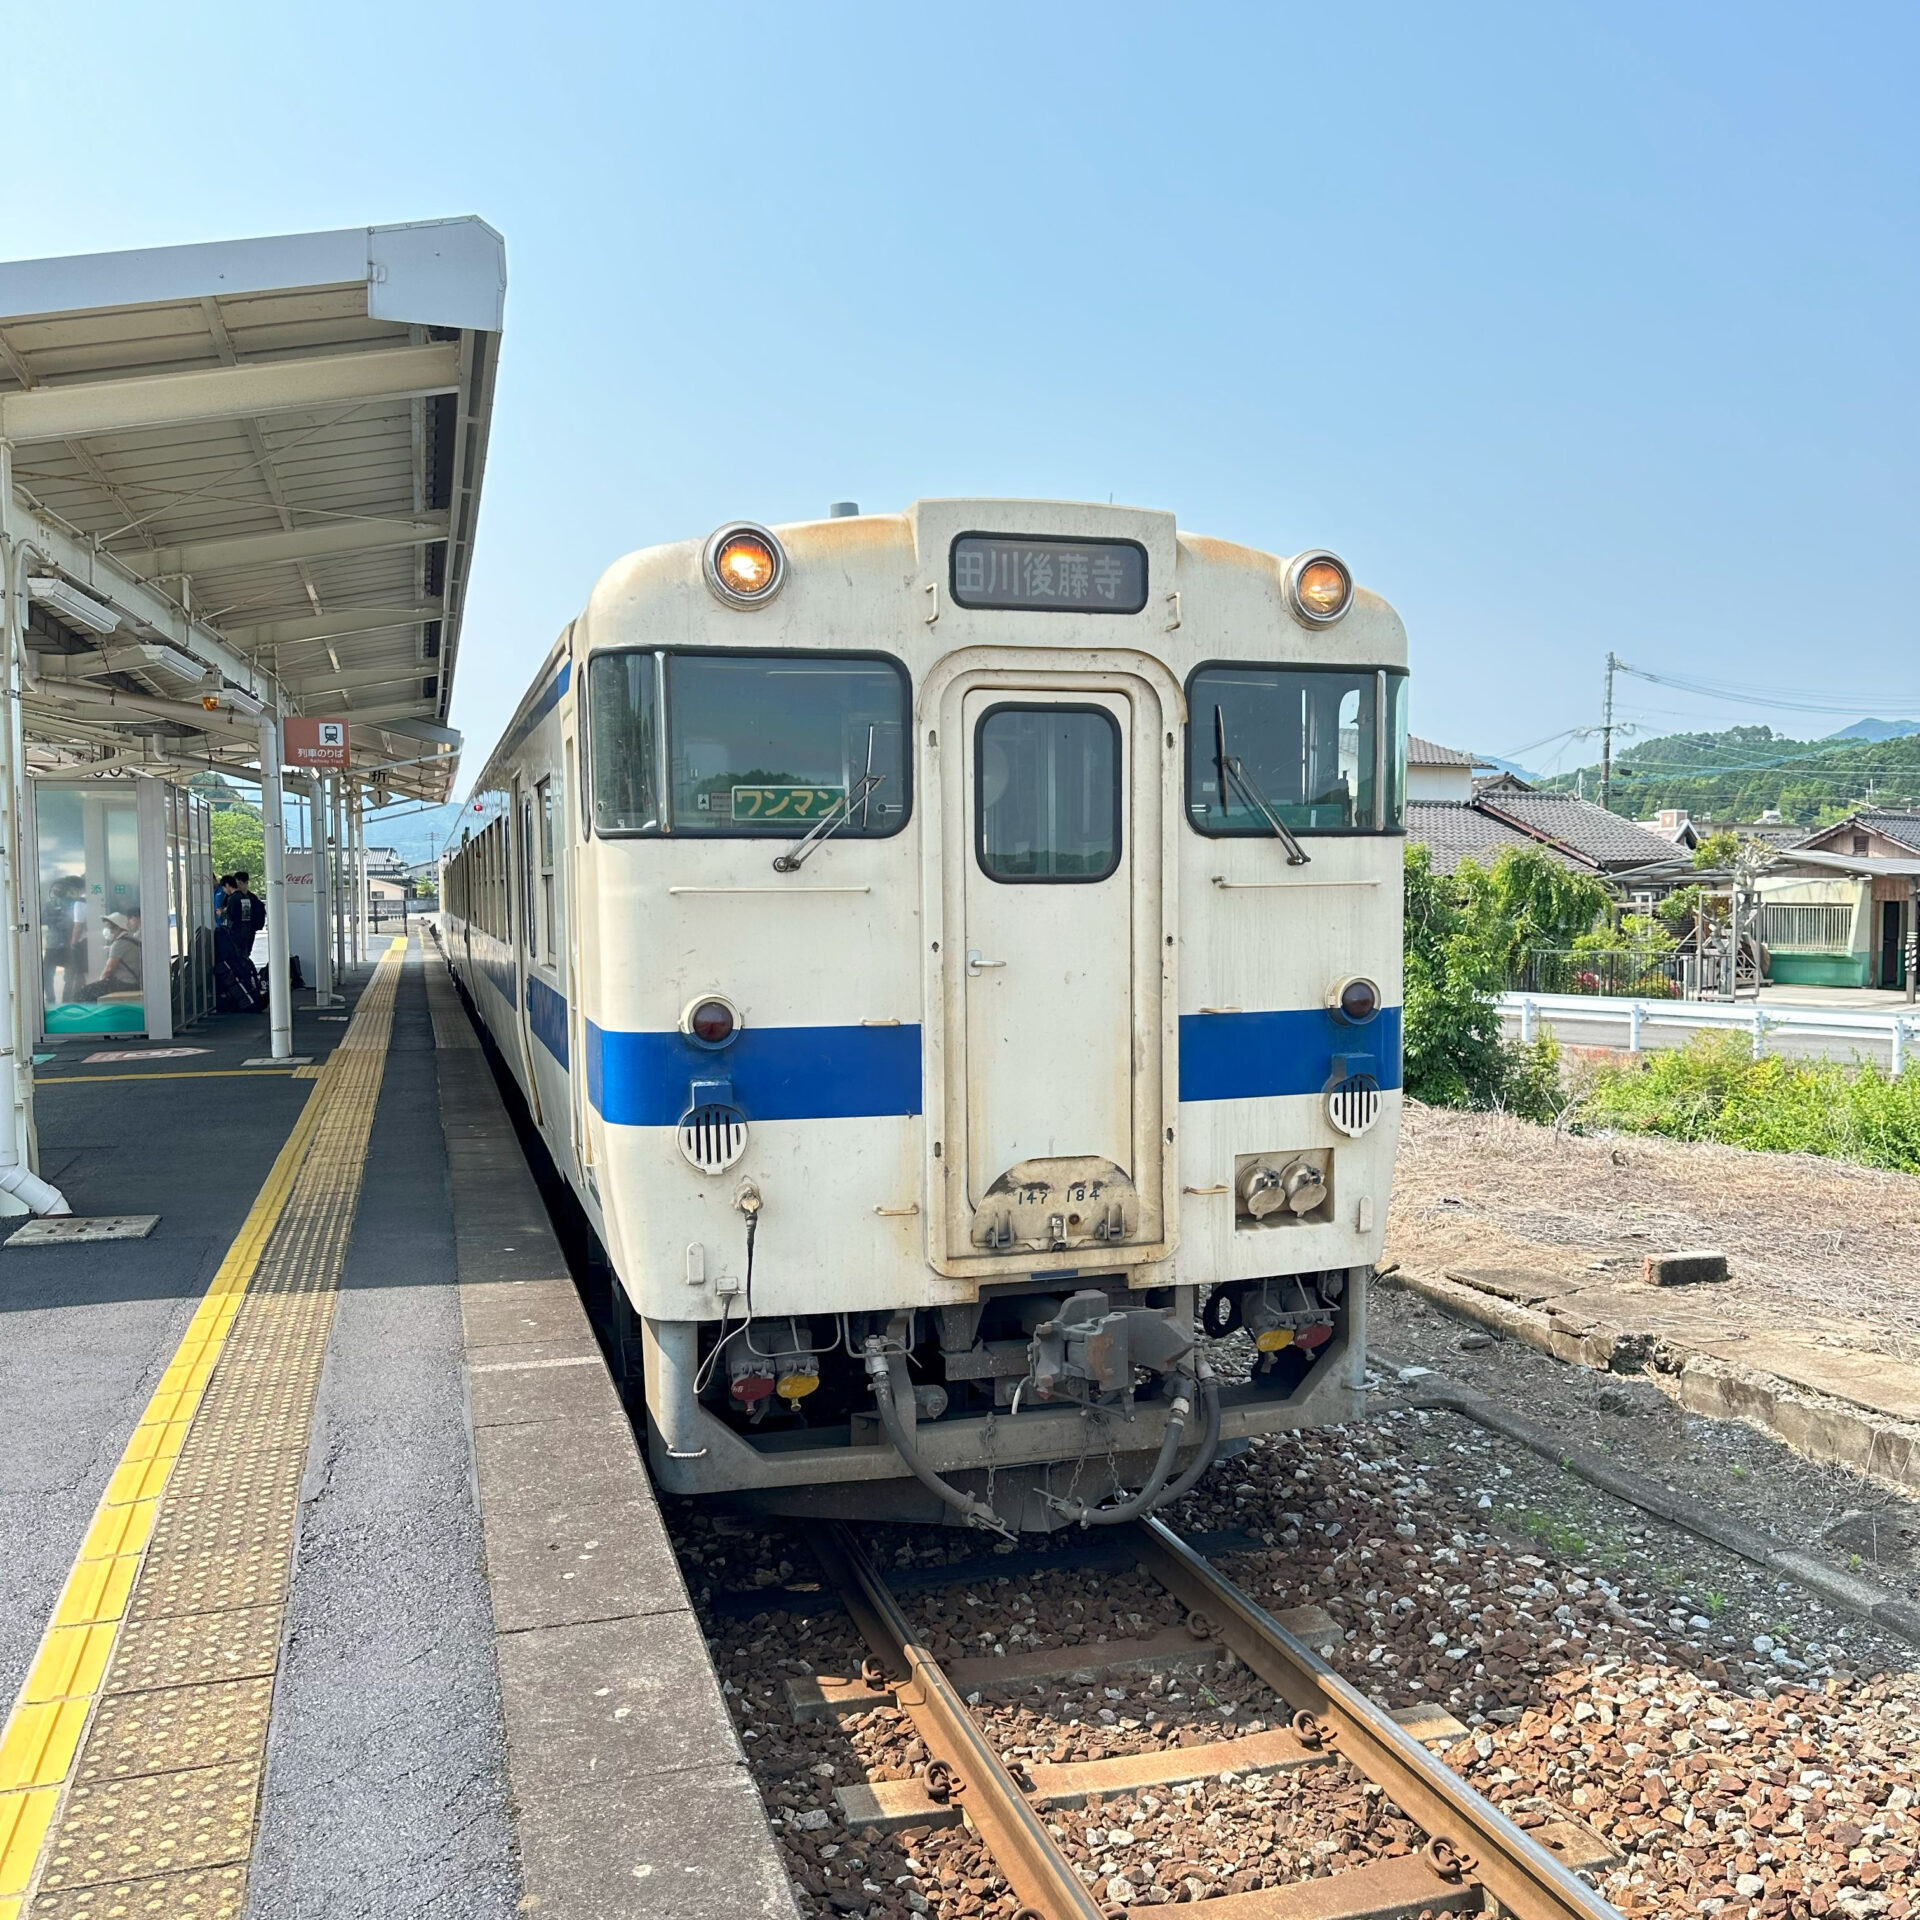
715 533 778 598
1297 559 1350 618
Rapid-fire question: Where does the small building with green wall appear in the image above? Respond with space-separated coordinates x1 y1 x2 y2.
1756 820 1920 989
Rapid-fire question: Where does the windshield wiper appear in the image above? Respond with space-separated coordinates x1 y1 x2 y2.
1213 706 1310 866
772 771 886 873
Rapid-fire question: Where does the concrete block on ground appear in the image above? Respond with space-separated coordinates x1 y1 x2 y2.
1642 1248 1728 1286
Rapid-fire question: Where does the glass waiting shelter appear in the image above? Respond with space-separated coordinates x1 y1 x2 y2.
27 775 214 1041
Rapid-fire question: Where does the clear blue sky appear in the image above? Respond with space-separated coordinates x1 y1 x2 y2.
6 2 1915 783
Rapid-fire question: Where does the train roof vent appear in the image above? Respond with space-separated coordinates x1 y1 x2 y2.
1326 1073 1382 1139
679 1101 748 1176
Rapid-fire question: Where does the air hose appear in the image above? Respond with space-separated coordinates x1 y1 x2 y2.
1156 1364 1223 1503
1046 1362 1222 1526
864 1341 1012 1537
1044 1383 1191 1527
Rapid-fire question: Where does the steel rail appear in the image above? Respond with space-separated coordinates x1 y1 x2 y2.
812 1521 1107 1920
1131 1517 1622 1920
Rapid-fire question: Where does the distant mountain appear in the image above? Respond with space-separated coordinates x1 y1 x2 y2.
362 801 463 869
1827 718 1920 743
1540 723 1920 823
1473 755 1547 785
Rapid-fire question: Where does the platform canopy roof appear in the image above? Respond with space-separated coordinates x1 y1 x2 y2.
0 219 504 802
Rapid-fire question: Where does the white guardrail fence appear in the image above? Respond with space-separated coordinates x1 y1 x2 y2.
1499 991 1920 1075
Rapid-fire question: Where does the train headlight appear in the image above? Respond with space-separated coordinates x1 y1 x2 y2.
703 522 787 607
682 994 742 1048
1331 975 1380 1024
1284 550 1353 625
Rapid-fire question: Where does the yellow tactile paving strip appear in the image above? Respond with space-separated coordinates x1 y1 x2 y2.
0 939 409 1920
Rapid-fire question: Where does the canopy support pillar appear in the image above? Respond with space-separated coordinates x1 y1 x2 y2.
259 711 292 1058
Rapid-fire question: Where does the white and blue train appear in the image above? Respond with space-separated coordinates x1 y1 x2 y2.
441 499 1407 1532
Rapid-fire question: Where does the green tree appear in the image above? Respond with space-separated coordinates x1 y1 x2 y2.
1654 882 1707 936
1692 830 1742 870
210 804 264 880
1402 844 1563 1117
1452 846 1611 975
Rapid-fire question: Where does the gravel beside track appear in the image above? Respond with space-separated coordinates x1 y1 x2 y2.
666 1381 1920 1920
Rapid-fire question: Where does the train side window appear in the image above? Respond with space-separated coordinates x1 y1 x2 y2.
520 797 537 953
975 704 1122 883
537 778 556 963
588 652 660 833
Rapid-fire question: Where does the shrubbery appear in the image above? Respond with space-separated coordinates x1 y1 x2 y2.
1400 844 1920 1174
1402 843 1568 1120
1577 1034 1920 1174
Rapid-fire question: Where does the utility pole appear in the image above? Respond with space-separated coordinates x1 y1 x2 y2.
1599 651 1618 813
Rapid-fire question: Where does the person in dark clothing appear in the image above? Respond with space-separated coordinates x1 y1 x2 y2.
226 873 266 961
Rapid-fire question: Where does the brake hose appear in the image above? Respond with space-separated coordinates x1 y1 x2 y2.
863 1340 1011 1537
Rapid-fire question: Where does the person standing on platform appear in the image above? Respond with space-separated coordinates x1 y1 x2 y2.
226 873 266 979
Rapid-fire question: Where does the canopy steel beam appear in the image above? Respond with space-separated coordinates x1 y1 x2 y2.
287 659 430 699
118 512 449 581
30 642 208 684
228 602 442 650
11 498 265 697
322 699 449 729
0 342 462 446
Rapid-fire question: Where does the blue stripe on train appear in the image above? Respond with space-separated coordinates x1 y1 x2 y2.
575 1006 1399 1126
468 945 570 1071
526 974 569 1068
1177 1006 1402 1102
586 1021 923 1126
474 947 517 1012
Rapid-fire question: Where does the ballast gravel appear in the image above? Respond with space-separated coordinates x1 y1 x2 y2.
667 1389 1919 1920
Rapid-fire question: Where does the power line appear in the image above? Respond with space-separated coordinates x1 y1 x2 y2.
1616 661 1920 718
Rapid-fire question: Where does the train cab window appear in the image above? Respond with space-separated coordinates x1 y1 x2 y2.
1185 664 1408 835
589 652 661 833
589 648 910 837
975 704 1122 883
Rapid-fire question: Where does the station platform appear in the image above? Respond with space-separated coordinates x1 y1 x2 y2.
0 934 796 1920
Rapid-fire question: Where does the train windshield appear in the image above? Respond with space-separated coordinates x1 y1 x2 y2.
1185 665 1407 834
589 649 910 836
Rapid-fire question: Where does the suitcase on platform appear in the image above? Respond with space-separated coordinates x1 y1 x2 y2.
216 956 262 1013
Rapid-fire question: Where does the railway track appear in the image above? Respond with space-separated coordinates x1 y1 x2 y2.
800 1518 1623 1920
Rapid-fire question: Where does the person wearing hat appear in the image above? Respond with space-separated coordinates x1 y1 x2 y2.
73 908 143 1001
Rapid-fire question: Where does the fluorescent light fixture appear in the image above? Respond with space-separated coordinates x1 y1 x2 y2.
28 576 121 636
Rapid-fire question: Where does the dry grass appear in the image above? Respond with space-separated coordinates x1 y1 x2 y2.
1385 1101 1920 1344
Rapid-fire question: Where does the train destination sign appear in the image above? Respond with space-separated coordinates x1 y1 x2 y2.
950 534 1148 614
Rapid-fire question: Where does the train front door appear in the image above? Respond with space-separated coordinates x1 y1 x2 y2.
928 652 1180 1272
954 684 1146 1254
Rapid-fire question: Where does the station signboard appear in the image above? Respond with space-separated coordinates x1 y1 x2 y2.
286 718 350 769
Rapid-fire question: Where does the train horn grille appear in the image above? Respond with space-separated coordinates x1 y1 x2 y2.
1325 1073 1382 1139
678 1102 748 1175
